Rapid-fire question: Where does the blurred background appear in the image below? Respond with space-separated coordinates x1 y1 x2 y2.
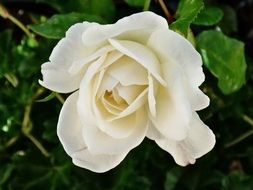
0 0 253 189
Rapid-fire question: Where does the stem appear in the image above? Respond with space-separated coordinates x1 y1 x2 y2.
26 133 50 157
22 87 50 157
242 115 253 128
157 0 173 23
4 74 19 87
55 93 65 104
225 114 253 148
0 3 33 38
143 0 151 11
225 129 253 148
5 136 19 148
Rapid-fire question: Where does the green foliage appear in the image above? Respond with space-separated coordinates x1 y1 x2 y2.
170 0 204 36
0 30 13 77
218 5 238 34
193 6 223 26
124 0 146 7
197 30 247 94
30 13 105 39
37 0 116 22
0 0 253 189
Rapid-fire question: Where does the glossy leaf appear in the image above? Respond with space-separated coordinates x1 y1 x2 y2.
193 7 223 26
197 30 247 94
30 13 105 39
170 0 204 36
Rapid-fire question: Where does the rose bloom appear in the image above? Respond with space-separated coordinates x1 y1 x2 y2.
40 12 215 173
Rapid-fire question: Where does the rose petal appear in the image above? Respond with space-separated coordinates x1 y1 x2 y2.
106 55 148 86
72 149 127 173
108 39 166 86
82 107 148 155
82 11 168 46
39 61 84 93
68 45 114 75
57 91 127 173
185 85 210 111
40 23 96 93
106 88 148 122
147 29 204 87
153 112 215 166
101 93 127 115
96 72 119 98
148 73 156 117
150 85 191 141
116 84 147 104
78 65 148 139
57 91 86 155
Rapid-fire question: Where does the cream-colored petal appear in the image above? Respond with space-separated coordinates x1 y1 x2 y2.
57 91 86 156
101 94 126 115
77 54 108 127
68 45 114 74
40 22 96 93
93 99 143 138
108 39 166 86
148 73 156 117
154 112 215 166
50 24 130 173
96 73 119 98
57 91 127 173
150 86 190 141
146 122 162 140
107 88 148 121
78 69 146 139
39 61 84 93
49 23 96 65
72 149 128 173
185 85 210 111
99 50 124 71
147 29 204 87
116 84 147 104
82 11 168 46
65 22 98 45
107 55 148 86
82 107 148 155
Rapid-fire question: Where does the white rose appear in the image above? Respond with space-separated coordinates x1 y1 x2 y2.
39 11 215 173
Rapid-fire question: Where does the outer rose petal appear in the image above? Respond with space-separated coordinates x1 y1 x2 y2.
147 29 204 87
72 150 127 173
147 29 209 110
57 91 128 173
40 22 97 93
150 86 190 141
148 112 215 166
82 107 148 155
82 11 168 46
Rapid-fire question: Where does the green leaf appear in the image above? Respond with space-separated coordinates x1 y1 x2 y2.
170 0 204 36
124 0 146 7
37 0 116 22
193 6 224 26
197 30 247 94
218 5 238 34
30 13 105 39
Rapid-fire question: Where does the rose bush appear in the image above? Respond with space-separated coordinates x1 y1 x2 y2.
39 11 215 173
